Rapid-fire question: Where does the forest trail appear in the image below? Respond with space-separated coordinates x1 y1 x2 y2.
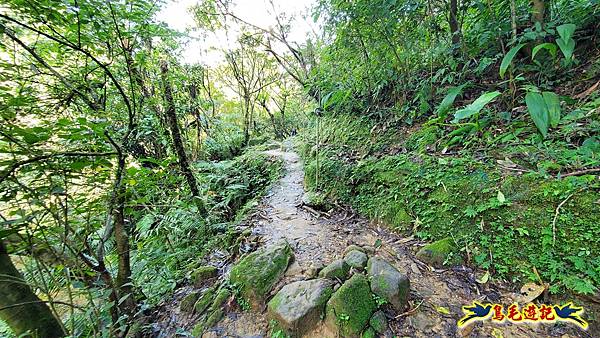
156 142 587 338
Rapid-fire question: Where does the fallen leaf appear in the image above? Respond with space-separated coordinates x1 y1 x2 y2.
518 283 546 303
476 271 490 284
574 80 600 100
497 191 506 203
435 305 451 315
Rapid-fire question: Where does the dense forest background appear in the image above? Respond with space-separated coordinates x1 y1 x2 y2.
0 0 599 336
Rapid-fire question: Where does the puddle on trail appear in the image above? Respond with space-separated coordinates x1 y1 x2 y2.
152 144 593 338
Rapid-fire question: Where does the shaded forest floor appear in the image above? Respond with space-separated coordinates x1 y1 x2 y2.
148 141 593 337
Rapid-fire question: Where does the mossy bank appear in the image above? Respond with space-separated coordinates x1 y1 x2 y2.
298 114 600 296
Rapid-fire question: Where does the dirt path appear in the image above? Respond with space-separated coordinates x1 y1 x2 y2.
153 143 591 338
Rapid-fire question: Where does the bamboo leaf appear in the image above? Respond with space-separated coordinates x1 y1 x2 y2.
499 44 526 79
542 91 561 128
452 91 501 123
525 92 549 138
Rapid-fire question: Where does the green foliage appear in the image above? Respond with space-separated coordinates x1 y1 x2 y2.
525 91 562 138
300 114 600 295
556 24 577 65
436 84 467 118
452 91 501 123
500 44 526 79
532 43 558 61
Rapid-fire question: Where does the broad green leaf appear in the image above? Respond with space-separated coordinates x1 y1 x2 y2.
436 84 467 117
556 38 575 61
525 92 549 138
499 44 526 79
452 91 501 123
532 43 557 60
497 191 506 203
556 24 576 41
542 91 561 128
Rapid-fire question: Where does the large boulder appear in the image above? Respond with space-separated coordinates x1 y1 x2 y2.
194 287 215 315
192 265 218 286
325 274 377 337
366 257 410 311
344 250 368 270
267 279 334 337
180 291 201 313
318 259 350 280
416 237 463 268
229 240 294 309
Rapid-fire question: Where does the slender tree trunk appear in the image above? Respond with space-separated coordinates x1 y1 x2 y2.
0 241 65 338
531 0 546 27
160 61 202 201
449 0 460 46
112 154 136 318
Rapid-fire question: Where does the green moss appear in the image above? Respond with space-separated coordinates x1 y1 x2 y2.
319 259 351 280
192 266 218 285
194 288 215 315
180 292 201 313
204 308 224 328
404 125 440 152
369 311 387 333
361 327 376 338
229 241 293 309
325 274 377 337
208 288 231 313
299 114 600 295
416 237 463 267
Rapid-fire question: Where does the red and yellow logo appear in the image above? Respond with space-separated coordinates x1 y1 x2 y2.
458 302 588 329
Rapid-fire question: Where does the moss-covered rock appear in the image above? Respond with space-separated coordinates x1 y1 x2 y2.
369 310 387 334
180 291 201 313
194 288 215 315
343 245 365 255
325 274 377 337
366 257 410 311
319 259 350 280
361 327 376 338
267 279 334 337
416 237 463 268
208 287 231 313
344 250 368 270
191 322 203 337
204 308 224 328
192 265 218 285
229 240 294 310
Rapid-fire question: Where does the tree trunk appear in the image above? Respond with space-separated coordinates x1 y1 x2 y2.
449 0 460 46
160 61 202 201
531 0 546 27
112 154 137 318
0 241 65 338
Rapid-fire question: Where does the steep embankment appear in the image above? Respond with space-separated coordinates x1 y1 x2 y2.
300 114 600 332
156 141 593 337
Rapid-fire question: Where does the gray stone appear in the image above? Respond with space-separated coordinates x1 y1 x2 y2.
343 245 365 255
325 274 377 338
194 288 215 315
366 257 410 311
180 291 201 313
344 250 368 270
415 237 463 268
267 279 334 336
369 310 388 334
229 240 294 310
318 259 350 280
192 266 218 285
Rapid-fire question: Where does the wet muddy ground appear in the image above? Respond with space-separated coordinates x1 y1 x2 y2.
150 143 594 338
